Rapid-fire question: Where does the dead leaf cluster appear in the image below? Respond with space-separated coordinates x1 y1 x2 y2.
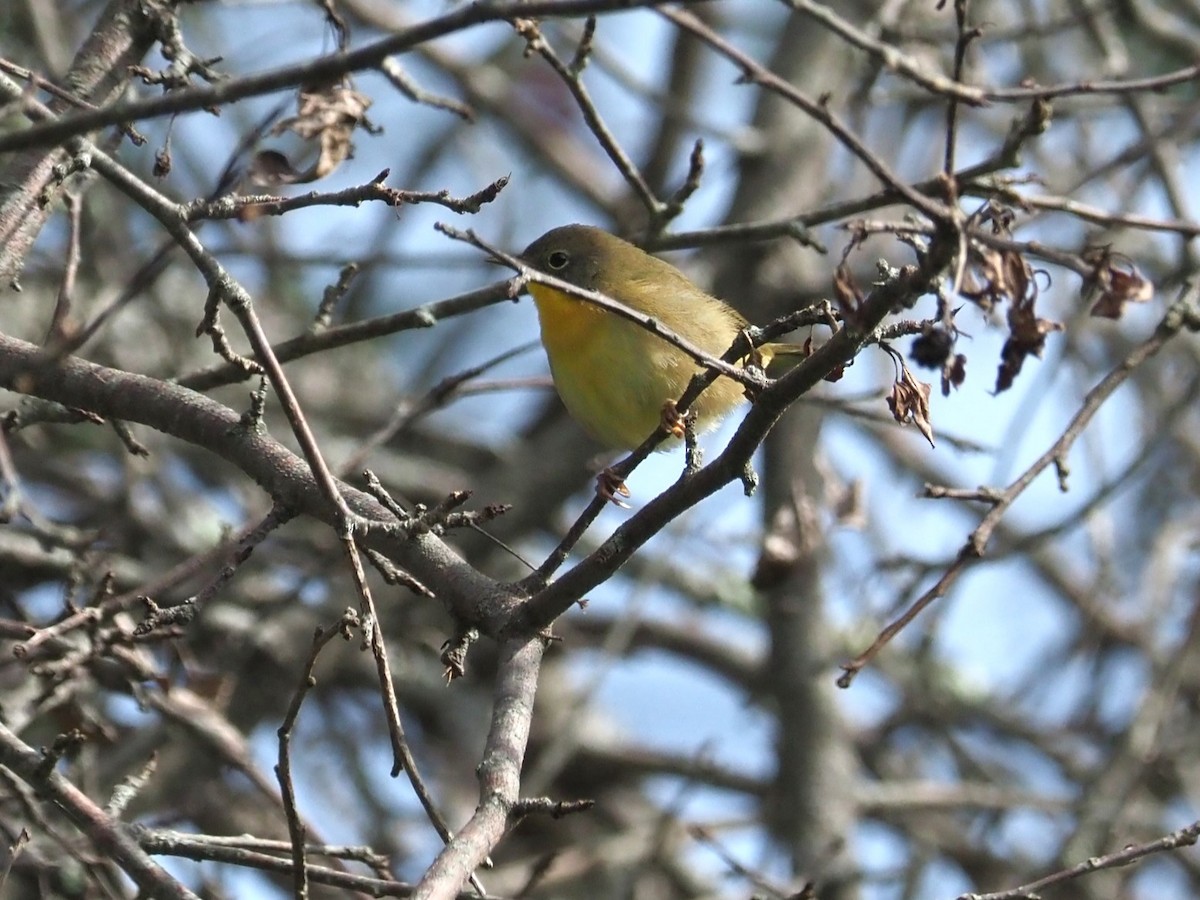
959 208 1061 393
997 288 1064 393
249 80 375 187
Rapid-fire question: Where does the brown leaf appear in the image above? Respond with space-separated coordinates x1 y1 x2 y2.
1005 250 1033 303
253 81 374 186
1084 248 1154 319
886 363 935 447
941 352 967 396
959 216 1064 392
995 295 1063 392
832 262 864 324
799 333 847 382
823 362 848 383
961 245 1036 312
153 145 171 178
960 205 1044 316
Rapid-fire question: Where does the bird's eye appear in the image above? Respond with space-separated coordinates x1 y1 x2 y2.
547 250 570 270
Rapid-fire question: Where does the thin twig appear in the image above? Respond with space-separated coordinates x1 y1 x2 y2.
338 342 539 476
379 56 474 121
184 170 508 221
785 0 988 105
178 280 515 392
276 610 361 900
958 820 1200 900
138 829 465 897
46 191 84 344
516 18 665 220
942 0 979 177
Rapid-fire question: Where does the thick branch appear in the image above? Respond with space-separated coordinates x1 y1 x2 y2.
412 635 545 900
0 333 516 633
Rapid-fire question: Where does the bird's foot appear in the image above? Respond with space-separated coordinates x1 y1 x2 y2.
660 400 688 440
595 468 632 509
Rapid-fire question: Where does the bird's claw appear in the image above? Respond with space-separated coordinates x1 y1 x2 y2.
660 400 688 440
596 468 632 508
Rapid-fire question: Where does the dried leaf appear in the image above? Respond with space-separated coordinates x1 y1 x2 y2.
832 262 864 324
959 217 1065 392
1000 247 1033 305
995 295 1063 392
253 81 374 186
961 245 1037 312
960 206 1047 317
1084 248 1154 319
153 145 171 178
941 352 967 396
823 362 848 383
798 334 847 381
886 363 935 447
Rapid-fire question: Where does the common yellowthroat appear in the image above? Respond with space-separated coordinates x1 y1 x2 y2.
521 225 805 452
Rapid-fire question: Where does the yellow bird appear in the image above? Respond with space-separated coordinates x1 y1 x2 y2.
521 224 804 453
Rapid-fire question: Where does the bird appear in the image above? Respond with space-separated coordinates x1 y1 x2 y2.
520 224 804 500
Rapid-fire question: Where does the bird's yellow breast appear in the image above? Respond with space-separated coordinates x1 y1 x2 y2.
531 283 648 447
530 283 746 449
529 283 603 357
